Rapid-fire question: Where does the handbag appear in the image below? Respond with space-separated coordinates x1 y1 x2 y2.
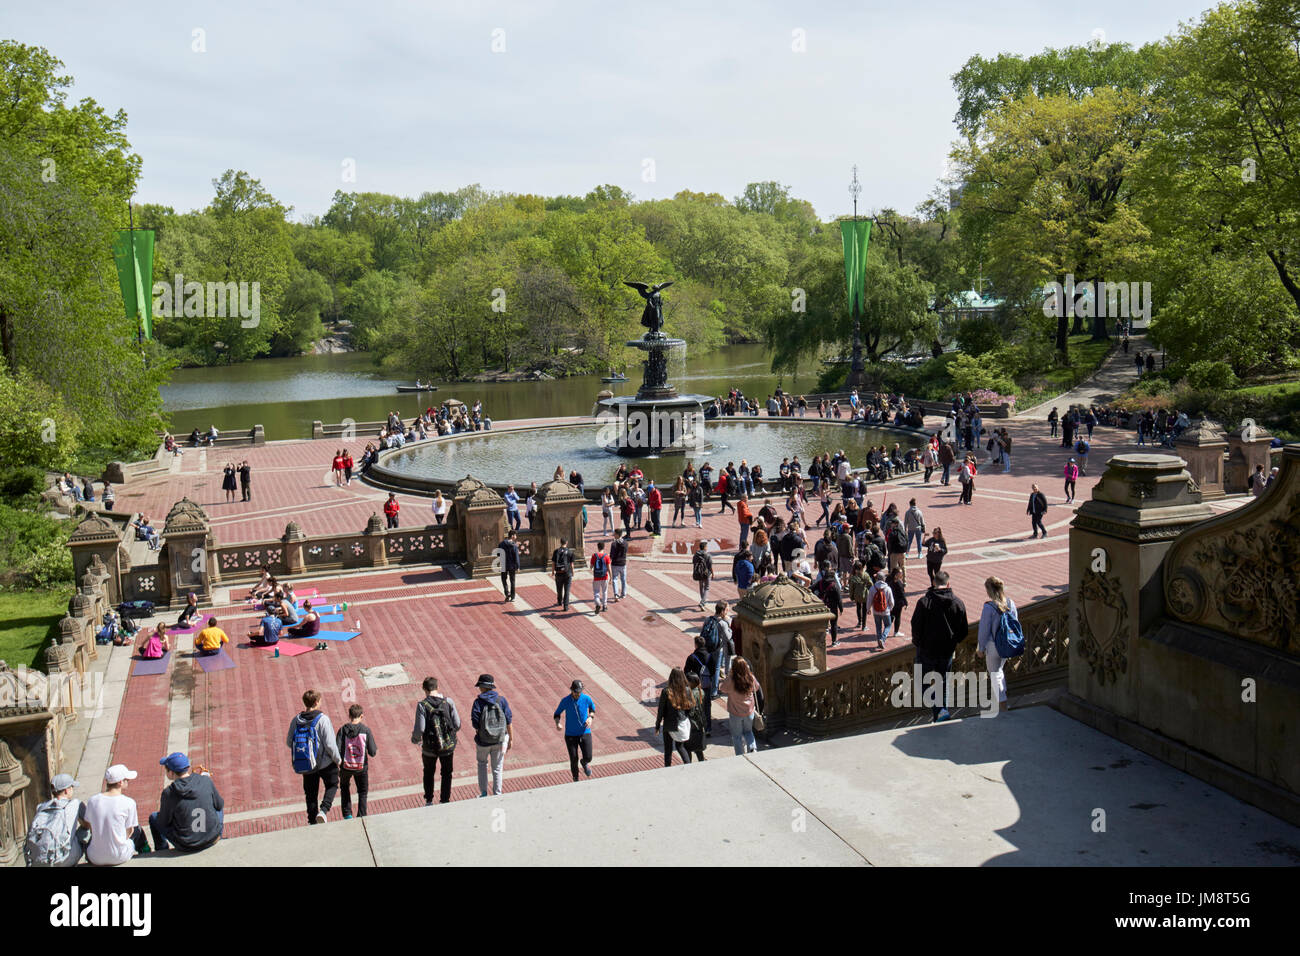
668 709 691 743
752 706 766 734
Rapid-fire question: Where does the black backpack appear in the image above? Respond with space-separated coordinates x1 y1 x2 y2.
889 525 907 553
553 548 572 574
420 698 456 755
692 551 711 580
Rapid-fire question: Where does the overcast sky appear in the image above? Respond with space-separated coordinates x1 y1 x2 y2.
9 0 1213 221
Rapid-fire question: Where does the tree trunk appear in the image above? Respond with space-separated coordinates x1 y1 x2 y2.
1056 315 1069 357
0 303 14 372
1070 312 1084 335
1091 312 1109 341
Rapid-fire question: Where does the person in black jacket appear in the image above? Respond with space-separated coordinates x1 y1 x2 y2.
1027 484 1049 539
336 704 378 818
497 530 520 601
149 752 224 852
813 561 844 647
909 569 970 722
551 538 575 611
683 636 716 734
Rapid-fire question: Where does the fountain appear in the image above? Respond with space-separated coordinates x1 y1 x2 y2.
597 281 713 456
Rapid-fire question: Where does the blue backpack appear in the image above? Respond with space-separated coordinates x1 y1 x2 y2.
993 607 1025 659
291 713 323 773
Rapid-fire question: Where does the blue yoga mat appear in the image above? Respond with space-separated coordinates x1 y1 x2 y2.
196 648 236 672
133 650 171 676
318 614 344 623
314 630 361 642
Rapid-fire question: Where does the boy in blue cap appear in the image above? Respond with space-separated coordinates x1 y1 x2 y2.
149 752 224 852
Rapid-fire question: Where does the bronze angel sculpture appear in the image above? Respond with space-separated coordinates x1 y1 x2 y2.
624 280 674 335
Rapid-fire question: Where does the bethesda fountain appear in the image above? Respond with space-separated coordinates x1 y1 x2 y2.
597 280 713 455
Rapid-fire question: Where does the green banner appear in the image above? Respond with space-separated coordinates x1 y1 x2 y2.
112 229 155 340
839 219 872 316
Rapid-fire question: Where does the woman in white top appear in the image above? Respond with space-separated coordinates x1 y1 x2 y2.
977 575 1017 712
432 491 448 525
600 489 615 534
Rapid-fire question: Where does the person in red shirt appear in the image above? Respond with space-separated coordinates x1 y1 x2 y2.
383 492 400 528
736 494 753 549
341 449 355 486
646 482 663 536
589 541 611 613
331 450 344 486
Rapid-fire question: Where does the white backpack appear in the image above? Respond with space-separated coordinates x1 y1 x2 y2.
25 799 82 867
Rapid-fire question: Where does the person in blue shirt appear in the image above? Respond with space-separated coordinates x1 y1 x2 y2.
553 679 596 782
503 485 521 531
250 612 282 646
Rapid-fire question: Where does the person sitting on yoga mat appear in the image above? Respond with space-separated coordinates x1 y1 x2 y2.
176 592 200 629
249 566 273 600
248 612 283 646
194 617 229 657
138 624 169 660
276 591 299 626
288 601 321 638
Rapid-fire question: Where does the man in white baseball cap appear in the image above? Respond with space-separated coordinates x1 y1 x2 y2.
82 764 149 864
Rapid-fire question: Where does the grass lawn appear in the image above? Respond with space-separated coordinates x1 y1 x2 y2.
1238 380 1300 399
0 588 71 671
1039 335 1115 392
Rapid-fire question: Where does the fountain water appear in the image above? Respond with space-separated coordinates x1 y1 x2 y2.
597 331 713 456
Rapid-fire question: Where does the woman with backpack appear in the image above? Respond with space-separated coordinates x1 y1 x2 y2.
923 527 948 586
977 576 1019 713
717 656 764 755
849 560 871 630
653 668 696 766
888 565 908 640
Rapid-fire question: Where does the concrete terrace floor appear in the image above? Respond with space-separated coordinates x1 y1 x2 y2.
77 412 1253 843
129 707 1300 867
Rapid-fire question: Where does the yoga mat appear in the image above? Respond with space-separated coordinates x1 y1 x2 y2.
170 623 200 634
273 642 316 657
297 588 320 596
133 651 171 676
318 614 344 623
196 648 235 672
297 603 343 613
315 630 361 642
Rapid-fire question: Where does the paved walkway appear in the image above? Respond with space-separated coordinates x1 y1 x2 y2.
78 411 1249 841
1017 339 1164 421
128 707 1300 866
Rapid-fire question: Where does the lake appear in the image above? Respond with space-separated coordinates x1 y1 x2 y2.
162 344 816 438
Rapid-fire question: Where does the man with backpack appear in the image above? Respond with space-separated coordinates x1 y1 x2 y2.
609 529 629 602
336 704 378 819
886 517 909 587
471 674 514 797
684 635 718 735
497 529 520 602
286 688 341 825
149 752 224 851
701 601 734 692
412 676 460 805
551 537 575 611
589 540 611 613
1027 484 1050 538
909 569 971 722
553 678 596 782
692 541 714 611
812 561 844 647
866 570 894 648
25 773 86 867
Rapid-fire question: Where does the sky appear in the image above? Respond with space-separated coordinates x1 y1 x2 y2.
6 0 1217 222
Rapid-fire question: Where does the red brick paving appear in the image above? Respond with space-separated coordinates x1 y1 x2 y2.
106 415 1226 839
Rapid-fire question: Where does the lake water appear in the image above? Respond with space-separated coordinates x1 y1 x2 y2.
162 344 813 439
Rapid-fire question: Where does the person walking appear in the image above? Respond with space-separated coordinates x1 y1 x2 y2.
904 498 925 559
471 675 513 797
1135 351 1145 376
551 537 575 611
736 493 753 549
977 576 1018 714
654 668 695 766
958 455 976 505
336 704 378 819
647 481 663 536
101 481 115 511
938 439 956 486
922 527 947 586
412 676 460 805
589 540 611 613
601 488 615 534
432 490 449 525
1063 458 1079 504
383 492 400 529
688 478 704 528
813 561 844 647
671 476 687 527
610 529 629 602
503 484 522 531
1074 437 1091 476
691 541 714 611
1027 484 1049 538
849 560 870 630
1048 407 1059 438
553 679 596 781
999 429 1013 473
909 570 970 722
1250 464 1268 497
238 460 252 502
888 565 908 640
886 514 909 587
867 570 894 649
287 689 341 825
717 657 763 755
920 445 935 483
497 529 520 601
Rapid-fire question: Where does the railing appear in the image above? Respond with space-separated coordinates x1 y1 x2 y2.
216 543 288 578
784 593 1070 735
384 527 451 564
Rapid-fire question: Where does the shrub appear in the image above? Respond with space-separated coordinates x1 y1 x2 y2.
0 371 81 473
0 503 74 588
0 466 46 504
1181 360 1239 392
955 316 1003 357
947 353 1016 395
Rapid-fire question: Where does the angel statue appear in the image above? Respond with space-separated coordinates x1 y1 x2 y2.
624 280 674 336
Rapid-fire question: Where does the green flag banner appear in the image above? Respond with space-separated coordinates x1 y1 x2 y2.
840 219 872 316
112 229 155 340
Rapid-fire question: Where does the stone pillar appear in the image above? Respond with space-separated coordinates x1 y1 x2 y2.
362 513 389 569
66 593 98 663
282 521 307 575
1068 454 1214 721
79 564 109 628
1225 424 1274 494
535 479 587 569
463 488 507 577
162 497 214 603
1174 419 1228 499
450 475 486 560
66 513 126 604
0 739 33 867
734 575 832 730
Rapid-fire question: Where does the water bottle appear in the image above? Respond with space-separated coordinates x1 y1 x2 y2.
273 647 280 658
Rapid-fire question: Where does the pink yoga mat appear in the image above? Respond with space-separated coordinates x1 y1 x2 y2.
133 651 171 676
264 641 315 657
